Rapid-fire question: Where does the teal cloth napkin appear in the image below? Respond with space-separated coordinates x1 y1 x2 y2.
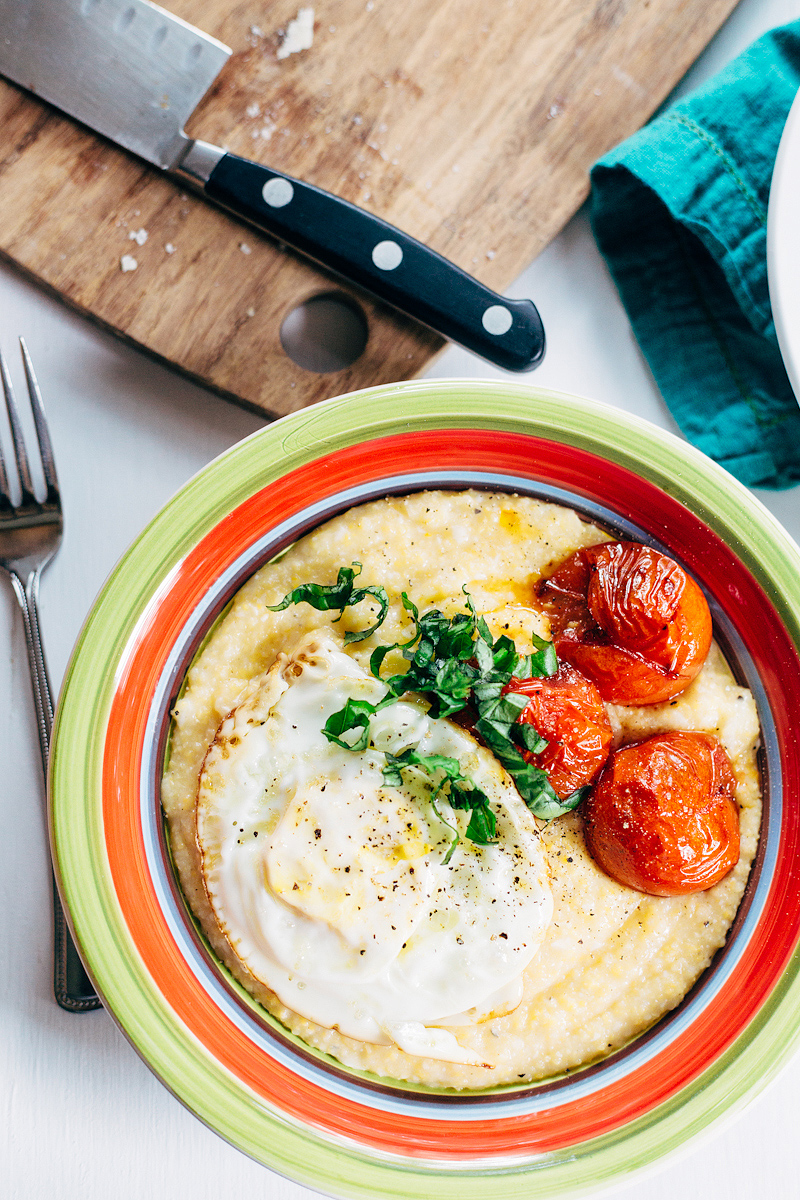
589 21 800 489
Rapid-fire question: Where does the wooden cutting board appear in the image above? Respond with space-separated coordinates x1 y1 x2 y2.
0 0 739 418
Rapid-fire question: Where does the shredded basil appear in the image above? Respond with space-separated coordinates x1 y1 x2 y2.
270 567 588 835
322 697 376 751
382 749 497 864
471 688 586 819
266 563 389 644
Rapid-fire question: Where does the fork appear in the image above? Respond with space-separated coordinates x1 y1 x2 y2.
0 339 100 1012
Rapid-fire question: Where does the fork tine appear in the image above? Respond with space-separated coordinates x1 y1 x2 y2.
0 345 37 502
19 338 60 504
0 352 17 509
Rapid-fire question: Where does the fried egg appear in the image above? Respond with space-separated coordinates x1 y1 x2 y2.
196 632 552 1065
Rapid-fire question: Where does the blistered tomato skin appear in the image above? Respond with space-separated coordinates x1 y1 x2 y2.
542 541 712 705
583 731 740 897
505 664 613 799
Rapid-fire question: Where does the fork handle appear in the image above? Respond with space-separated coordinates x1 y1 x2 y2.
12 570 101 1012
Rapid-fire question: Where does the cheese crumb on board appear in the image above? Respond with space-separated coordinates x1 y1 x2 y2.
277 7 314 59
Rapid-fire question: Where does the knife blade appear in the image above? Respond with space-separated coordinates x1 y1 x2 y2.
0 0 545 371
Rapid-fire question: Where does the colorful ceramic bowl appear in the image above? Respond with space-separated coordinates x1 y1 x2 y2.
49 379 800 1199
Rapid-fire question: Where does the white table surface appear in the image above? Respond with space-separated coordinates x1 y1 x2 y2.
4 1 800 1196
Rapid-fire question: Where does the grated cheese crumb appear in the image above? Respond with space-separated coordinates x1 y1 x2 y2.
120 255 138 272
277 7 314 59
129 228 148 245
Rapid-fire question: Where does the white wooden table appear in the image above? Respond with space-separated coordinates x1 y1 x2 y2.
4 0 800 1195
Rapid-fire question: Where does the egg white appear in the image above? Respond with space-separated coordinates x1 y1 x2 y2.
196 632 552 1065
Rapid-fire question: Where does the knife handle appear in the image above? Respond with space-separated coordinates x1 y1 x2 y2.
187 147 545 372
53 872 101 1011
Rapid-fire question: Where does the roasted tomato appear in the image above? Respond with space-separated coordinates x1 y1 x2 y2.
583 730 739 896
505 663 613 799
541 540 712 705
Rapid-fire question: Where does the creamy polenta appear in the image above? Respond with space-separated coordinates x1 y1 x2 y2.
161 490 761 1089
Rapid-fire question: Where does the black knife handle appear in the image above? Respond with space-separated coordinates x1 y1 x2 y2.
53 872 101 1011
204 153 545 372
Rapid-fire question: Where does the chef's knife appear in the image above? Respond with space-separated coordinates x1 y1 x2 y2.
0 0 545 372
